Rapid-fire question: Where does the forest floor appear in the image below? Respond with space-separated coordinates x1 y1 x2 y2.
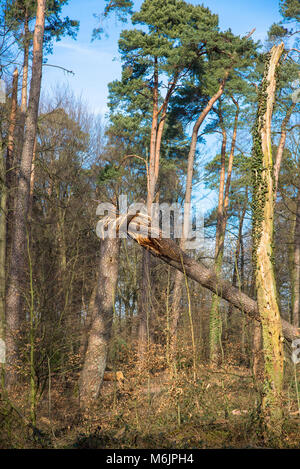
1 361 300 449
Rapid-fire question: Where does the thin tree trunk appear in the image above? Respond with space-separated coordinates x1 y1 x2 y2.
292 184 300 327
79 238 120 408
251 42 285 437
228 187 248 320
170 76 228 346
274 103 295 196
28 138 36 217
138 66 178 360
5 0 46 388
138 58 159 360
209 97 239 363
21 11 30 115
5 69 18 268
6 68 18 187
209 104 227 363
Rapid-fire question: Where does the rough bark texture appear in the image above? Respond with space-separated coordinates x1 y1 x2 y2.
1 70 18 362
252 43 285 437
5 0 46 387
0 138 5 344
79 238 120 408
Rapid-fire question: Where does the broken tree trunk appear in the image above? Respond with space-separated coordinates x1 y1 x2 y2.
251 42 285 437
117 212 299 343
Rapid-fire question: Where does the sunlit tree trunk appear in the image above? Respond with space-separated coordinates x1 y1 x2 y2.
5 0 46 388
251 43 285 438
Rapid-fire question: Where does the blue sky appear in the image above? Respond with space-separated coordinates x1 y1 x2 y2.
41 0 282 215
42 0 282 117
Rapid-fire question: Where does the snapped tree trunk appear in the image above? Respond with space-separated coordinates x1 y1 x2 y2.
79 237 120 408
5 0 46 388
251 42 285 437
122 213 299 343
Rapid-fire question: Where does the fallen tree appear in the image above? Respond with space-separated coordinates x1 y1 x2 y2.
99 212 299 343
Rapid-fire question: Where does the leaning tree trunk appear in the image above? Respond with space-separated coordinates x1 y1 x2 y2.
251 42 285 438
120 212 299 342
5 0 46 388
79 237 120 408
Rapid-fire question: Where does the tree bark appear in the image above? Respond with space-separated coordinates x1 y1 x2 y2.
251 42 285 437
5 0 46 388
79 238 120 408
0 137 5 347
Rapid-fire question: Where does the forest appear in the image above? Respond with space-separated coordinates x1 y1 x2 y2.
0 0 300 450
